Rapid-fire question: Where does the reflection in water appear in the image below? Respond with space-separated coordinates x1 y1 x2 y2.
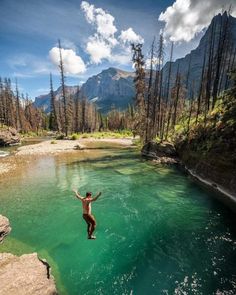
0 148 235 295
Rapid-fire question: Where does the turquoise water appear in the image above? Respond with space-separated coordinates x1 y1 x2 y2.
0 147 236 294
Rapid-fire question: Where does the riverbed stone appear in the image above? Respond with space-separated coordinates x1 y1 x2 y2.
0 127 20 146
0 215 11 243
141 141 178 163
0 253 58 295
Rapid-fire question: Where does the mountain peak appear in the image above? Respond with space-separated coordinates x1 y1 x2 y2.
99 67 134 81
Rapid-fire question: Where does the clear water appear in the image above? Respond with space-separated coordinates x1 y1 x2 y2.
0 147 235 295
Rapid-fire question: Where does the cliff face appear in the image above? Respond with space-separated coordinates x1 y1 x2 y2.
176 141 236 196
175 83 236 198
162 13 236 96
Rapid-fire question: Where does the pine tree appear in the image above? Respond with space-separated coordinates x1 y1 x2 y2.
58 39 68 136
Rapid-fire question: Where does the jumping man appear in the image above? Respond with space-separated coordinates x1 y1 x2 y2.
73 189 102 239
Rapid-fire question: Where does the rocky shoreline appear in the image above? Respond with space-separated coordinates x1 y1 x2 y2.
0 127 20 146
141 141 179 164
16 138 133 156
0 215 11 243
141 140 236 212
0 215 57 294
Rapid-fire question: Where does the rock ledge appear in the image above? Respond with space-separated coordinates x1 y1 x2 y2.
0 215 11 243
0 252 58 295
0 127 20 146
141 141 178 164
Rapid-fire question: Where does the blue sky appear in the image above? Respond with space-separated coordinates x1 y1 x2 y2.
1 0 231 99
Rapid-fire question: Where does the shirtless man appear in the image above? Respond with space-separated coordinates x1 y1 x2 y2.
73 189 102 239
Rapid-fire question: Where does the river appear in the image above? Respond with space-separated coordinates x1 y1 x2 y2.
0 146 235 294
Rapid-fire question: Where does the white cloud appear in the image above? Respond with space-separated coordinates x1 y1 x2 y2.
81 1 117 43
81 1 144 65
119 28 144 44
81 1 95 23
109 53 131 65
86 36 111 64
145 57 161 69
49 47 86 75
159 0 236 42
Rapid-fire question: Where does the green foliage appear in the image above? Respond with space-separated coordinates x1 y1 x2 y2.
175 79 236 160
65 130 133 140
51 140 57 144
70 134 79 140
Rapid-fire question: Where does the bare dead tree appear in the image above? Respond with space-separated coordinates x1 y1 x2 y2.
58 39 68 136
131 43 146 142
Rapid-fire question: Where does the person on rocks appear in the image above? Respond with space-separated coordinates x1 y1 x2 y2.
72 189 102 239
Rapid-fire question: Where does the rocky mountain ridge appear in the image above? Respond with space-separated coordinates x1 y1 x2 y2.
34 13 236 113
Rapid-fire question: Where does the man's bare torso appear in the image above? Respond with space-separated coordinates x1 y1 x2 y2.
82 197 92 214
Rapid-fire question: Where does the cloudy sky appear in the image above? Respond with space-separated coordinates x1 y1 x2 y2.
0 0 235 98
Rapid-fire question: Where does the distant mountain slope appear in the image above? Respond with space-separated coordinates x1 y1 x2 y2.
34 85 78 113
34 13 236 113
34 68 135 113
80 67 135 112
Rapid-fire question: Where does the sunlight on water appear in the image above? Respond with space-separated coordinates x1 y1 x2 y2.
0 148 235 294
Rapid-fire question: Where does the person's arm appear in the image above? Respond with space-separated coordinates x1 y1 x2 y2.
91 192 102 202
72 189 83 201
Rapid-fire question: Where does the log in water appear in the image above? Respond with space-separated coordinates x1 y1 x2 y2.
0 148 235 294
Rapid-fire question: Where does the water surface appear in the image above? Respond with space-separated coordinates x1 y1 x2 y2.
0 147 235 295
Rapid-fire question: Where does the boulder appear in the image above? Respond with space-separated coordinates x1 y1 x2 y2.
0 253 58 295
0 127 20 146
0 215 11 243
141 141 178 162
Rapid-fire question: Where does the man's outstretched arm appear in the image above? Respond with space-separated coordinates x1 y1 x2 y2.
72 189 83 200
91 192 102 202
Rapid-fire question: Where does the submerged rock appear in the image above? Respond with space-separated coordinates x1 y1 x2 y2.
0 215 11 243
0 151 10 157
0 253 57 295
0 127 20 146
141 141 178 163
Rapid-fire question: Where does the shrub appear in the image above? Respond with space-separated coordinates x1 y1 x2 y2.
70 134 78 140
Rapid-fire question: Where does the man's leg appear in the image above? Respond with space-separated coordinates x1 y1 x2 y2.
87 214 96 237
83 214 92 237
